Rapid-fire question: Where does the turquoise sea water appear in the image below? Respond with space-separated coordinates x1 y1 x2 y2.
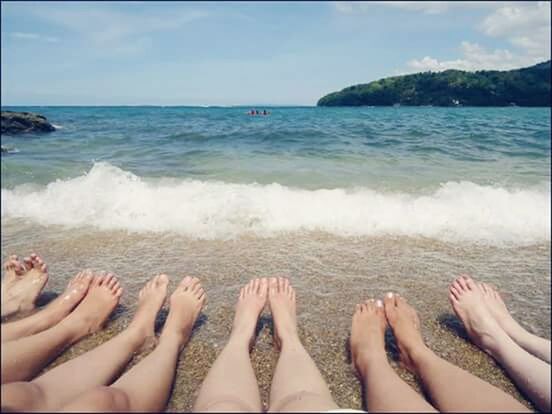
1 106 550 245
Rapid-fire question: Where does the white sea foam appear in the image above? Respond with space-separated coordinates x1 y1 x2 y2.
51 124 63 130
1 162 549 245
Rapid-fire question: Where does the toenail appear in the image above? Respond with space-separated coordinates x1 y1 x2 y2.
376 300 383 307
386 292 393 298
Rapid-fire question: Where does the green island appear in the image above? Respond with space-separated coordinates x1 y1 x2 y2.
317 60 550 107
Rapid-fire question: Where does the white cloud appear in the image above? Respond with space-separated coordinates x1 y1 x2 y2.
407 41 541 72
25 6 207 56
480 1 550 59
402 2 550 73
10 32 59 43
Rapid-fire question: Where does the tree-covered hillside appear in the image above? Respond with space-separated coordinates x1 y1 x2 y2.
317 61 550 107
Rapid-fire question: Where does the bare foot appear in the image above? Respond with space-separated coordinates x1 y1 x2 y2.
46 270 94 318
57 272 122 341
268 277 298 348
384 292 426 372
127 273 169 339
350 299 387 375
231 278 268 347
1 254 49 317
161 276 205 348
477 281 524 339
449 275 509 358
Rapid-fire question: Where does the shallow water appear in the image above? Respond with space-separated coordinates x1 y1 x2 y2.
2 220 549 410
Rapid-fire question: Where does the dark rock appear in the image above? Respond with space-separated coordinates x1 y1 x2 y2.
1 111 56 134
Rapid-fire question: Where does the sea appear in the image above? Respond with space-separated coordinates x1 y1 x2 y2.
1 106 550 410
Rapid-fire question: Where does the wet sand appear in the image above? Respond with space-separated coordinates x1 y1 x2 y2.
2 219 550 411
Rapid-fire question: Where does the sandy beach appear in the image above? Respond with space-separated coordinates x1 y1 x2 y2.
2 219 549 411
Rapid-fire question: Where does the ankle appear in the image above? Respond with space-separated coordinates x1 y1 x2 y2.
279 332 302 350
228 329 250 344
402 342 432 369
354 348 388 373
159 330 186 349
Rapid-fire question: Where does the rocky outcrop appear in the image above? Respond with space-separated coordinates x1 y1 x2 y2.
1 111 56 134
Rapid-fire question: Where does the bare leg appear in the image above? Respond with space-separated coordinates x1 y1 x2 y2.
449 276 550 411
60 275 206 412
351 298 437 412
384 291 530 412
1 271 92 342
477 279 551 363
1 273 121 384
1 273 168 412
194 278 267 412
268 277 338 412
1 254 49 318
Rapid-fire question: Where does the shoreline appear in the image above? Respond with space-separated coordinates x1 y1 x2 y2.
2 225 549 411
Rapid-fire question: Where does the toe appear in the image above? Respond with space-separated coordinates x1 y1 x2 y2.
384 292 394 307
480 282 490 295
180 276 193 289
452 279 464 293
92 275 103 287
157 273 169 286
283 278 290 290
253 278 260 294
375 299 384 314
190 277 200 290
246 279 254 294
100 273 111 286
277 277 285 293
449 292 458 305
384 293 397 320
287 284 294 299
112 280 121 293
449 285 461 301
259 278 268 296
396 295 407 307
268 277 277 295
192 281 203 295
107 275 118 289
105 274 116 288
4 260 15 271
365 299 375 311
195 286 205 299
463 275 477 290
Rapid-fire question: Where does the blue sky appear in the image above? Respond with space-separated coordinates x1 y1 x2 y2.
1 1 550 105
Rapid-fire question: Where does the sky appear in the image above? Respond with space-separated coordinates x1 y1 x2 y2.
1 1 550 106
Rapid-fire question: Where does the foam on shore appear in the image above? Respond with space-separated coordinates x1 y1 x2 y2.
1 162 549 245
